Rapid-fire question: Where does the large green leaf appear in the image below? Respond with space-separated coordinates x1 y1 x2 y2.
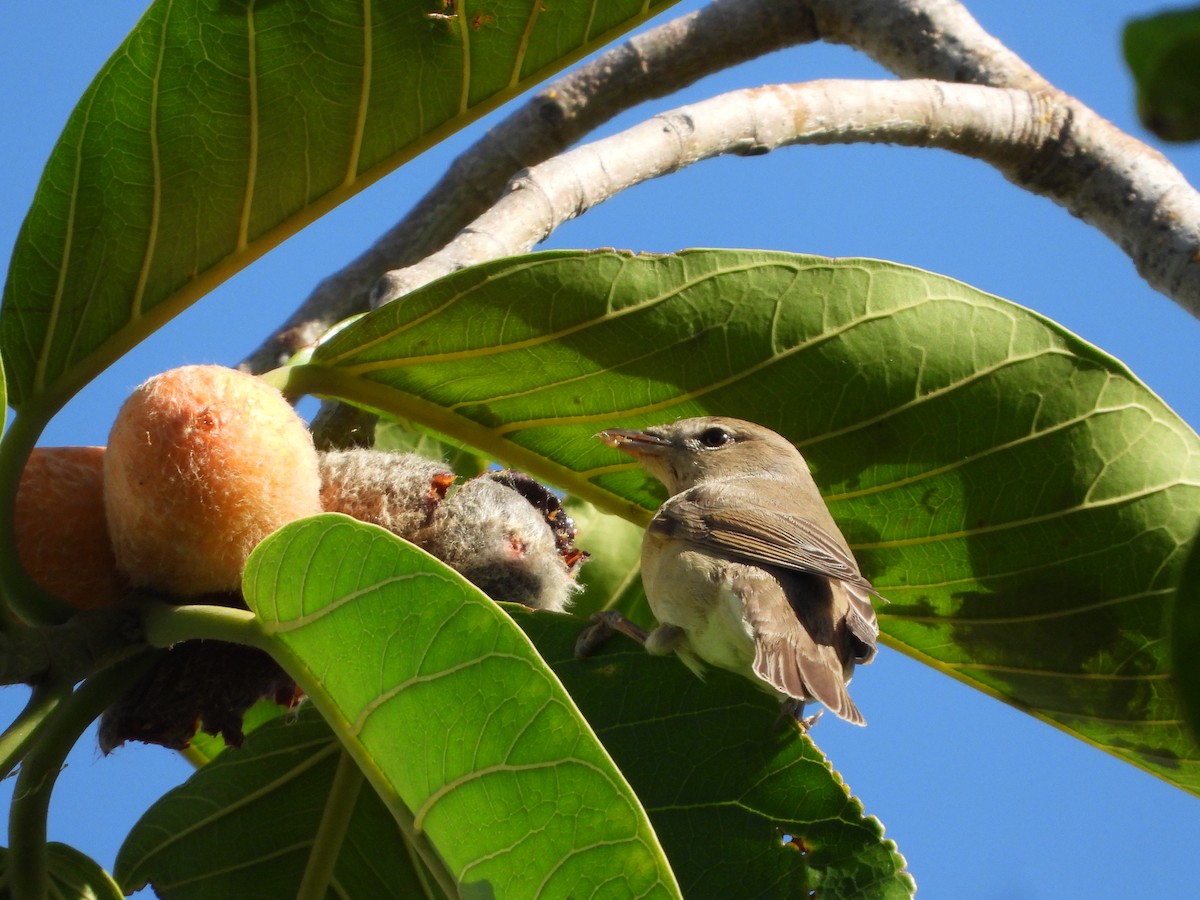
118 609 911 898
513 607 915 898
240 513 680 898
276 249 1200 794
0 0 677 427
0 843 123 900
1171 525 1200 740
117 706 426 898
1125 6 1200 141
563 495 651 621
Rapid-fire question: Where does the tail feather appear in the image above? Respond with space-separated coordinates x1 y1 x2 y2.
753 637 865 726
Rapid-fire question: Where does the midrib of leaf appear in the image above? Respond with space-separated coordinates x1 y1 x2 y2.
131 3 170 322
237 2 260 252
511 0 542 88
298 749 365 898
343 0 371 187
271 362 645 516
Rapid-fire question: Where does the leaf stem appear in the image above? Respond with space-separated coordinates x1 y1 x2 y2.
140 602 267 650
8 652 156 899
0 682 70 783
296 749 364 900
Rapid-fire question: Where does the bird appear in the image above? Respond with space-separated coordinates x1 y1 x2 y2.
587 416 880 726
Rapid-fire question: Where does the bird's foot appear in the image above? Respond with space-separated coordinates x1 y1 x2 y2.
574 610 649 658
798 710 823 732
779 699 823 732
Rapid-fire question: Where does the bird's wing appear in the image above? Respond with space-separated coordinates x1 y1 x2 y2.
734 569 865 725
657 486 881 597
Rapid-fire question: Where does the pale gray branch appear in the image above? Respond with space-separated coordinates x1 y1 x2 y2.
241 0 818 372
807 0 1050 90
245 0 1200 372
370 79 1200 316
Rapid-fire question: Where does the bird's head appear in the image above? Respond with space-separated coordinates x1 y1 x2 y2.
596 416 809 494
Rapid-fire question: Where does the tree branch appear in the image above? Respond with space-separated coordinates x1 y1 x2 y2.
246 0 1200 370
807 0 1051 89
0 607 144 688
241 0 819 373
368 79 1200 317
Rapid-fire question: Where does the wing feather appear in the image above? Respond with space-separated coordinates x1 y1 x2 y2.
658 486 881 597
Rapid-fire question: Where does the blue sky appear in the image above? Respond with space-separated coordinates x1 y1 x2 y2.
2 2 1198 897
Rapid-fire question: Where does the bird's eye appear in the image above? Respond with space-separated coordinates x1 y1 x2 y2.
698 427 732 448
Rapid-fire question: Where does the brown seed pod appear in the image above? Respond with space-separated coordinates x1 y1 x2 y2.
319 449 455 541
418 472 586 613
485 470 587 574
99 636 301 753
104 365 323 595
14 446 125 610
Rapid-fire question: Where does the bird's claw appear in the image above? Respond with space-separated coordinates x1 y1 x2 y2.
798 710 823 732
574 610 649 658
779 698 823 732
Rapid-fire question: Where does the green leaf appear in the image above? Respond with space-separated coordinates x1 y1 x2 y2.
515 607 915 898
0 0 678 428
1124 7 1200 141
241 513 680 898
120 607 912 899
375 418 490 478
279 249 1200 795
0 842 123 900
1171 525 1200 741
563 495 653 623
117 706 427 898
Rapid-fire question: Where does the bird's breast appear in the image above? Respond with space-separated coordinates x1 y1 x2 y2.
641 531 757 676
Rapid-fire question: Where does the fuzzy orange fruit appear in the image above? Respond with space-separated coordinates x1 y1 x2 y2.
104 365 322 596
15 446 125 610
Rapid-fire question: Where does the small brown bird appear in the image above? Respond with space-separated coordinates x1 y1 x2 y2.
592 417 880 726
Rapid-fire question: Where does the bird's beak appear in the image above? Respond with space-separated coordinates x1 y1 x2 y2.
595 428 671 458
